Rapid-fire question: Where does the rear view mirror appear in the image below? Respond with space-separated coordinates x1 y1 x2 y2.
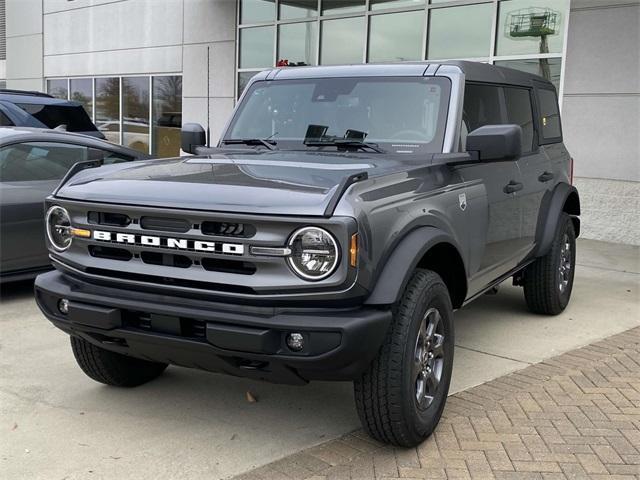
466 124 522 161
181 123 206 155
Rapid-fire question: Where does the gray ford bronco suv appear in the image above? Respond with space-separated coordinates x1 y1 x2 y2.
35 61 580 447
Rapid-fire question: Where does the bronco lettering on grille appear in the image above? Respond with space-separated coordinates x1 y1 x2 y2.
92 230 244 255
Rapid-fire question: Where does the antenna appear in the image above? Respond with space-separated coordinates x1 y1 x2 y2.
206 45 211 148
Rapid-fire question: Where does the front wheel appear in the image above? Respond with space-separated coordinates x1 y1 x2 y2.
523 212 576 315
354 269 454 447
71 336 168 387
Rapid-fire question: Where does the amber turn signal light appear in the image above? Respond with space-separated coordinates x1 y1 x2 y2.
349 233 358 267
70 228 91 238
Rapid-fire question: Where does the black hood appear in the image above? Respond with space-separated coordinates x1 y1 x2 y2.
55 149 426 216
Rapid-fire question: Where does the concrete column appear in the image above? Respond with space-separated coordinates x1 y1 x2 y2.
181 0 237 145
562 0 640 245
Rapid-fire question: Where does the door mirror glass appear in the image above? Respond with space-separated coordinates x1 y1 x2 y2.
181 123 206 155
466 124 522 161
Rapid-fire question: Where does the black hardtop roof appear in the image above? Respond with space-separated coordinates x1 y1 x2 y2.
0 91 83 106
259 60 555 90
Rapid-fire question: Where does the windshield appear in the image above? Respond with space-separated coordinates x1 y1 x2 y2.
225 76 451 154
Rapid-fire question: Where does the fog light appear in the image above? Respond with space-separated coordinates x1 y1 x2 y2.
58 298 70 315
286 332 304 352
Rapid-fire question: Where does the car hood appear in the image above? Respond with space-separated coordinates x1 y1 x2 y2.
55 149 427 216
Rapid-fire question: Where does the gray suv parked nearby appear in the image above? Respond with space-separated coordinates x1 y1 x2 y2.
34 61 580 446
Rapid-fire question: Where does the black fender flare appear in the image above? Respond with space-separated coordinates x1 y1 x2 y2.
533 183 580 258
364 226 466 306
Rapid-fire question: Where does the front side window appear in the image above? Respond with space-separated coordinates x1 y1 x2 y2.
225 76 451 155
0 142 90 182
463 84 503 133
16 103 98 134
504 87 534 152
537 87 562 142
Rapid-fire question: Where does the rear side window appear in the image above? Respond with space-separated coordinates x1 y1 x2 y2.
463 84 503 132
16 103 99 134
504 87 534 153
0 110 13 126
537 88 562 143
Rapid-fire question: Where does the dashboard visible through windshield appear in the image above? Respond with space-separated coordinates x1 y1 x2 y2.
225 76 451 155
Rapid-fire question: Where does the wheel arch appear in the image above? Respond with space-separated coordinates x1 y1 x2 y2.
365 227 468 309
533 183 580 258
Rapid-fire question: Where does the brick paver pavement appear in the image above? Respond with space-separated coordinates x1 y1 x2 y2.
233 327 640 480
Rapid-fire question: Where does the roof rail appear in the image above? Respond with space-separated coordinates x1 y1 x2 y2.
0 89 54 98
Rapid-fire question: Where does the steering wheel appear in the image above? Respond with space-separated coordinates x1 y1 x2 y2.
388 129 429 141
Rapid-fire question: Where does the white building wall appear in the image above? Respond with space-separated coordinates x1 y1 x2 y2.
5 0 43 90
8 0 237 143
562 0 640 245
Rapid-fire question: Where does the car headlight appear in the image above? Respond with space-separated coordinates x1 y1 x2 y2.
46 206 73 251
287 227 339 281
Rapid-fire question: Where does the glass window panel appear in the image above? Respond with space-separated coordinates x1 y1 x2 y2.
95 77 120 144
370 0 424 10
504 87 534 152
322 0 365 15
496 0 567 56
368 11 424 62
428 4 493 60
70 78 93 119
152 76 182 157
320 17 365 65
278 22 317 66
238 72 258 99
240 26 274 68
280 0 317 19
494 58 561 92
0 142 88 182
463 84 504 133
47 79 68 99
240 0 275 24
122 77 150 154
537 88 561 140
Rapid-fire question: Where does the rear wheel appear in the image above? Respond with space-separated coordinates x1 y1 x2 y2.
523 212 576 315
354 269 454 447
71 336 168 387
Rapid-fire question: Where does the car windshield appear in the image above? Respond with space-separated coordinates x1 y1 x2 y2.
225 76 451 154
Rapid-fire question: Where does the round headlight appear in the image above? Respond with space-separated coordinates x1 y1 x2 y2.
287 227 339 281
46 206 73 251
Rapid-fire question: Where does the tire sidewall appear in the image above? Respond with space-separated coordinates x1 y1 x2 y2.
555 214 576 309
400 278 454 439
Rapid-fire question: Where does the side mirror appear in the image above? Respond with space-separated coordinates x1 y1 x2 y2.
466 124 522 161
181 123 206 155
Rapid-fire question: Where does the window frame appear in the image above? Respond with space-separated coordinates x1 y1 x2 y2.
534 82 563 145
502 85 537 154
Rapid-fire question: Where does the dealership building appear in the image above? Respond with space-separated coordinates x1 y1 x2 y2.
0 0 638 244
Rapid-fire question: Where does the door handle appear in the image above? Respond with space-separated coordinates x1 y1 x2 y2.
538 171 554 182
503 180 523 194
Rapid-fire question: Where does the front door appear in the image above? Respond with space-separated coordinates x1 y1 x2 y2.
456 83 523 292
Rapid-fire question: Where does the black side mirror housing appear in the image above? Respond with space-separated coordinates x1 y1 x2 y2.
466 124 523 161
181 123 206 155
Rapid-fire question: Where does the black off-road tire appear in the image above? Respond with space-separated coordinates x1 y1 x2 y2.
523 212 576 315
354 269 454 447
71 336 168 387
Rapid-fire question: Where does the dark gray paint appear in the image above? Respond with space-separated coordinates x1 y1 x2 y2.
0 127 150 281
41 62 578 309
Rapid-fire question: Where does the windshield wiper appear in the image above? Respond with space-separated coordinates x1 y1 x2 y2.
304 139 385 153
222 138 278 150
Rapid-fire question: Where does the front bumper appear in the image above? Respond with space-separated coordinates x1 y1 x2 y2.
35 270 392 384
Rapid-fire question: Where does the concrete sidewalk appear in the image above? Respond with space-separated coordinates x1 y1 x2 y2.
232 327 640 480
1 239 638 479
